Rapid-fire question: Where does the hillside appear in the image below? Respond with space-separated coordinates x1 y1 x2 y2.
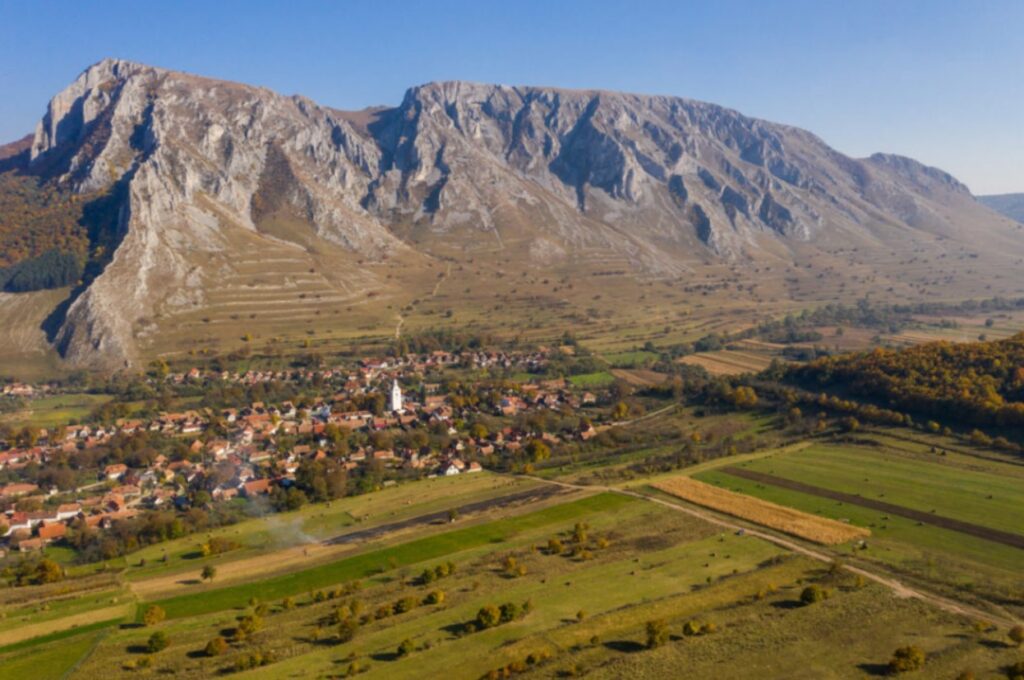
978 192 1024 223
1 59 1023 374
787 333 1024 435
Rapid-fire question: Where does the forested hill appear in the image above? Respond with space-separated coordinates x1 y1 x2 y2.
0 151 90 291
786 334 1024 433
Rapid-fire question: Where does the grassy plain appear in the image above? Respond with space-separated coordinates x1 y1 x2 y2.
0 392 112 428
691 440 1024 613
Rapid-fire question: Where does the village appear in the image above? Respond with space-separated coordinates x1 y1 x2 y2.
0 349 604 557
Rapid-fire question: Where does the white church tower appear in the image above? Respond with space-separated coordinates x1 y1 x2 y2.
389 379 403 413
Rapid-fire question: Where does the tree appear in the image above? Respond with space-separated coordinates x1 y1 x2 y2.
888 645 926 673
143 605 166 626
33 558 63 585
476 604 501 629
147 631 170 653
645 619 669 649
337 618 359 643
799 585 829 605
201 565 217 582
1009 624 1024 647
205 636 227 657
525 439 551 463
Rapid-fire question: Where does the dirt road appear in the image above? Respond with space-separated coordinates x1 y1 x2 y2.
521 474 1022 627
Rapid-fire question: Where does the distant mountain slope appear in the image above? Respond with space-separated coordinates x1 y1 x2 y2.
978 193 1024 223
2 58 1023 371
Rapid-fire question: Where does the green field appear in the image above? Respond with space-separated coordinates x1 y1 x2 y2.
0 625 110 680
712 442 1024 534
75 472 529 582
694 441 1024 611
149 493 631 619
0 392 112 428
568 371 617 388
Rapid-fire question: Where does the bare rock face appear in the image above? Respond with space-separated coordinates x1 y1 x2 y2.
29 59 403 370
19 60 1021 370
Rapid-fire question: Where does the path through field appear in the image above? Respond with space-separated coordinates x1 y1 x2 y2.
520 474 1023 627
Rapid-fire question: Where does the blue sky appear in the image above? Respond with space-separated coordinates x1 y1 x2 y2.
1 0 1021 193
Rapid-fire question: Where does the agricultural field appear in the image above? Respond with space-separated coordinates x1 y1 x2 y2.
0 392 112 428
692 439 1024 614
652 476 870 545
5 485 1020 680
679 347 775 375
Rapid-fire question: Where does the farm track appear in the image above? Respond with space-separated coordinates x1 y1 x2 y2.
520 475 1023 627
720 466 1024 550
322 483 570 546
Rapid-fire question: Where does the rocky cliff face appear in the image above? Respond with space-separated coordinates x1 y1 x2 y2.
13 59 1023 370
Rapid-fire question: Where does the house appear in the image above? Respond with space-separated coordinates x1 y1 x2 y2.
0 482 39 498
104 463 127 481
15 537 43 551
241 478 272 497
37 522 66 542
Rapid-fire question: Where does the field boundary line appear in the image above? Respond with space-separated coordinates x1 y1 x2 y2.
720 466 1024 550
517 474 1022 627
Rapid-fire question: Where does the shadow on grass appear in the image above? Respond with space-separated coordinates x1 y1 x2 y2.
856 663 891 676
603 640 646 653
370 650 400 662
770 600 804 610
978 638 1014 650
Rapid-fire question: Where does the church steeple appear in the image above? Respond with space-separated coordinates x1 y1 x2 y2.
389 379 403 413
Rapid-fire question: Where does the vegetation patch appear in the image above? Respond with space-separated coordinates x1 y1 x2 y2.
652 476 869 545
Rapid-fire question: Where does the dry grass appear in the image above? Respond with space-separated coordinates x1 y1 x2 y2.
653 476 870 545
610 368 669 386
679 350 774 375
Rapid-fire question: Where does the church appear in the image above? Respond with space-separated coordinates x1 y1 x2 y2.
389 379 403 413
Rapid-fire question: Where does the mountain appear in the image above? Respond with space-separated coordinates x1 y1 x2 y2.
1 58 1022 373
978 193 1024 223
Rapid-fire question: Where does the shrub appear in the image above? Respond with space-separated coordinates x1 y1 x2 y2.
888 646 926 673
424 590 445 605
147 631 169 653
142 605 166 626
397 638 415 657
1009 625 1024 646
645 619 669 649
477 604 502 629
337 618 359 643
500 602 521 623
394 596 418 614
205 636 227 657
799 585 830 605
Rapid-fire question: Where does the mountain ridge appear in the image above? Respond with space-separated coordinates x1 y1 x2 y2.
2 58 1022 373
978 193 1024 223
